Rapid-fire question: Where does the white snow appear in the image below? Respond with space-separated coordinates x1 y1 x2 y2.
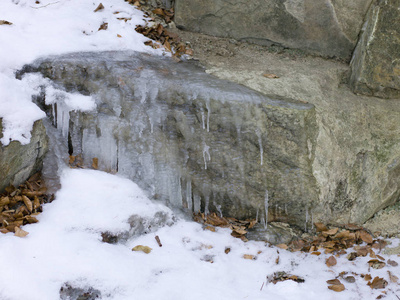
1 1 400 300
0 0 162 145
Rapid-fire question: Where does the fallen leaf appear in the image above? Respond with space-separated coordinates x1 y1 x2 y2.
387 259 398 267
368 259 386 269
311 251 321 256
0 20 12 26
276 244 288 250
360 230 373 244
326 255 337 267
152 8 165 16
204 225 215 232
343 276 356 283
98 22 108 31
275 256 280 264
347 252 358 261
262 73 279 79
322 228 339 236
14 227 29 237
364 274 372 281
224 247 231 254
132 245 152 254
243 254 255 260
314 222 328 232
327 279 341 285
22 195 33 212
388 271 398 283
368 277 388 289
0 197 10 207
117 34 122 38
92 157 98 169
328 284 345 292
94 3 104 12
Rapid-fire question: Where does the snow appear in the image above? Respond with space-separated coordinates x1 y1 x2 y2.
0 0 162 145
1 1 400 299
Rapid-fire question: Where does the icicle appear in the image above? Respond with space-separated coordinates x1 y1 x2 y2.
213 198 223 217
204 195 210 215
256 129 263 166
311 212 314 230
201 108 205 130
305 207 309 232
186 180 192 211
203 143 211 170
264 189 269 229
256 208 259 223
193 193 201 213
205 100 210 132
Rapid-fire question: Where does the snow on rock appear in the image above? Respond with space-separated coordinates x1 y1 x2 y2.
0 0 163 144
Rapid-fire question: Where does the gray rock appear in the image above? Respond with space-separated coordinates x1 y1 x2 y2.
174 0 372 60
350 0 400 99
246 222 302 245
18 51 318 229
0 118 48 193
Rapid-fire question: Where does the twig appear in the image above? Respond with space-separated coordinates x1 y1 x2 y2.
260 282 265 291
155 235 162 247
30 1 60 9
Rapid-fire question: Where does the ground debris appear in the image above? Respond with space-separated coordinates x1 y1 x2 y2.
0 172 50 237
267 271 305 284
193 212 256 242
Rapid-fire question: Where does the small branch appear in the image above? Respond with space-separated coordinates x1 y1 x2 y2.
30 1 60 9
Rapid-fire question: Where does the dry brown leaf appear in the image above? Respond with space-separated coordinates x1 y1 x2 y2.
388 271 398 283
94 3 104 12
33 196 40 210
0 197 10 207
276 244 288 250
387 259 398 267
0 20 13 26
132 245 152 254
322 228 339 236
204 225 215 232
117 34 122 38
360 230 373 244
275 256 280 264
98 22 108 31
14 227 29 237
343 276 356 283
326 255 337 267
311 251 321 256
92 157 99 169
364 274 372 281
262 73 280 79
328 284 345 292
224 247 231 254
22 195 33 212
25 216 38 224
368 259 386 269
368 277 388 289
335 230 351 239
243 254 255 260
327 279 341 285
314 222 328 232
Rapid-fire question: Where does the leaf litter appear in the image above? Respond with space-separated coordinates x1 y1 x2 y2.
0 172 51 237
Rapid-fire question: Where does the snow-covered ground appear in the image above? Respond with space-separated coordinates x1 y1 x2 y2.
1 1 400 299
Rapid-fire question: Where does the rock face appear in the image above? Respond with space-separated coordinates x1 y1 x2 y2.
0 119 48 192
350 0 400 99
174 0 373 60
19 51 318 229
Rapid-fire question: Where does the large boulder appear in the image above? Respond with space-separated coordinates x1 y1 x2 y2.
18 51 318 229
174 0 373 60
0 119 48 192
350 0 400 99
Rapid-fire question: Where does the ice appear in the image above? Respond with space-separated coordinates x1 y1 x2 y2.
203 143 211 170
205 99 211 132
264 189 269 229
186 179 193 211
256 128 264 166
